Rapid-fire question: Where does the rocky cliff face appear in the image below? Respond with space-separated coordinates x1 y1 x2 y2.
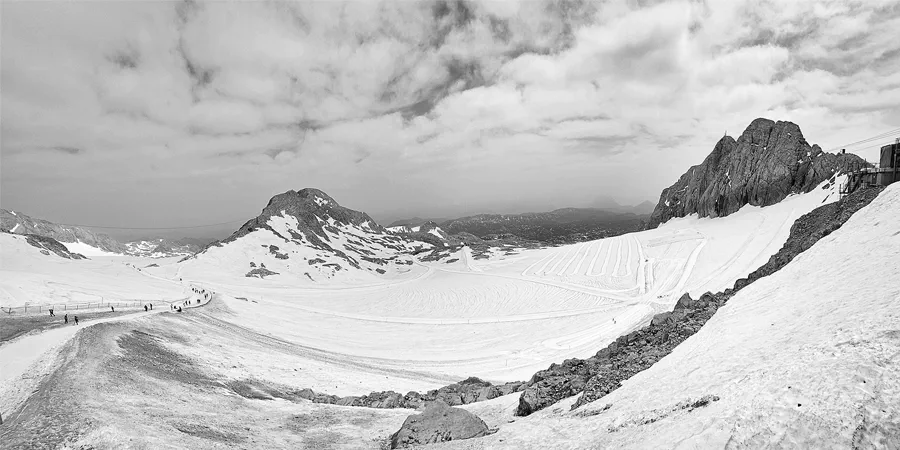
648 118 868 228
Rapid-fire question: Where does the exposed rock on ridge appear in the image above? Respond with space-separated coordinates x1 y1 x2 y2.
294 377 525 410
20 233 88 259
648 118 868 228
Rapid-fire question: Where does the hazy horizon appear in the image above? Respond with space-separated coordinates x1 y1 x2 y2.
3 1 898 241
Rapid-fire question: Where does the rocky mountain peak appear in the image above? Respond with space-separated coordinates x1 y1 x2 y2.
647 118 868 228
260 189 383 232
205 188 387 255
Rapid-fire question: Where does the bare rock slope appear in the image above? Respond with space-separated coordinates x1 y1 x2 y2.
648 118 867 228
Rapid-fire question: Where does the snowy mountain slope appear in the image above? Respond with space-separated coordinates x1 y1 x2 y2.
0 233 186 308
438 181 900 450
178 189 430 285
0 209 127 255
0 208 204 258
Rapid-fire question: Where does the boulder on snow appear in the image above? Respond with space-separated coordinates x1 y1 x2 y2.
390 401 490 448
674 292 694 310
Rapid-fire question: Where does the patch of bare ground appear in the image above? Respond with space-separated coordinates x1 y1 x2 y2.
1 311 414 449
0 309 146 345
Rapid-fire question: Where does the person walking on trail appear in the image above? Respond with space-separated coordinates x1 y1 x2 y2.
144 305 148 312
110 306 115 312
64 314 68 324
49 308 54 317
73 315 79 325
149 303 153 310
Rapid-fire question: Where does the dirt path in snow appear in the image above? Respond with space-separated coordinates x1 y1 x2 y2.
0 293 209 421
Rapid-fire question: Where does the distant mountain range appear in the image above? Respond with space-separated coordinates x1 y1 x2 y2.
388 207 647 246
0 209 203 257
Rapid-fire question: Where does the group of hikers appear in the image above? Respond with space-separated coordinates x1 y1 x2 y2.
170 286 212 312
43 285 212 325
48 308 78 325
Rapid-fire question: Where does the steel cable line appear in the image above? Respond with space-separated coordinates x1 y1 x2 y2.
824 128 900 153
45 217 249 230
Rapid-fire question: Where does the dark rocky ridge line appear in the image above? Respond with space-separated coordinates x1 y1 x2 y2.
515 185 884 416
648 118 868 229
291 376 526 409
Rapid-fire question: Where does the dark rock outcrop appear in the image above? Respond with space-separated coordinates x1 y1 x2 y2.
21 233 87 260
648 119 868 228
297 377 525 410
245 267 279 278
390 401 490 449
516 186 883 416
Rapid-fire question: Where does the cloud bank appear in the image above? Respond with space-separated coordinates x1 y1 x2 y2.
2 0 899 231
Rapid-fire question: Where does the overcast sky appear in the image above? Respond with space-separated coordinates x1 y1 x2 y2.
2 0 899 238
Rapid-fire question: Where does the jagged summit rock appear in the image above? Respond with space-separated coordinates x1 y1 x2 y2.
647 118 868 228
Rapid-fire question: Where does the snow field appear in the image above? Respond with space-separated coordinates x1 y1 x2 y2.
160 179 850 393
0 234 187 308
439 182 900 449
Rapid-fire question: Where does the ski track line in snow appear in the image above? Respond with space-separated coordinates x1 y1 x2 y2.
611 238 624 278
597 238 615 276
547 245 575 275
569 241 595 276
522 251 556 277
477 304 656 377
647 241 689 299
534 250 559 276
237 298 628 325
585 239 605 276
439 263 640 301
558 242 588 276
189 309 473 382
655 239 707 304
682 212 766 293
540 303 654 350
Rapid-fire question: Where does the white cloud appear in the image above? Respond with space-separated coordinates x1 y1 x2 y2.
2 0 899 226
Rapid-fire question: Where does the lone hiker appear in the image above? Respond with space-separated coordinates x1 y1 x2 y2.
73 315 79 325
110 306 115 312
64 314 68 324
